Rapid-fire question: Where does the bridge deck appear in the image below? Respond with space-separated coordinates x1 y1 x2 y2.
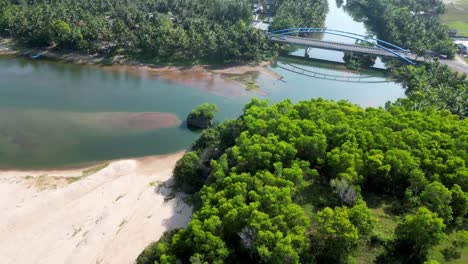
271 36 420 61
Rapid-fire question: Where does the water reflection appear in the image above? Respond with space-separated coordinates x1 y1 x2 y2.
0 1 407 169
286 0 390 68
0 57 248 168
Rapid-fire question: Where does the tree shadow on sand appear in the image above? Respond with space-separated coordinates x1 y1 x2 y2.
152 177 193 231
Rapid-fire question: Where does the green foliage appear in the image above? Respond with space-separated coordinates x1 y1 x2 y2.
451 184 468 221
441 230 468 261
141 99 468 263
349 200 377 236
343 42 377 70
173 152 203 193
191 119 241 158
347 0 455 57
441 0 468 35
188 103 219 120
136 229 180 264
0 0 272 62
193 128 221 149
392 62 468 118
51 20 83 49
420 182 453 223
312 206 360 263
389 207 447 263
270 0 329 31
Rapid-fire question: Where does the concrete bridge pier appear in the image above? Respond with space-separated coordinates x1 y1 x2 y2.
269 30 419 65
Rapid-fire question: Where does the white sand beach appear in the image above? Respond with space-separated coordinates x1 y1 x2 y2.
0 152 191 264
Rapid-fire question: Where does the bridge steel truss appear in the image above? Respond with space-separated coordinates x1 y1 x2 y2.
270 28 416 65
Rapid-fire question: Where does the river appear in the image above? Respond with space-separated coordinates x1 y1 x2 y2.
0 0 405 168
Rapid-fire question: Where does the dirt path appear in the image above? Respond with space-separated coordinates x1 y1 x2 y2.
440 55 468 74
0 152 191 264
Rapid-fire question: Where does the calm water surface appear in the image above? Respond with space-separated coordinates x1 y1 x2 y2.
292 0 387 67
0 0 405 168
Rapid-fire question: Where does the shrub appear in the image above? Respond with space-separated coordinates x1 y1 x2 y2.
188 103 219 120
173 152 203 193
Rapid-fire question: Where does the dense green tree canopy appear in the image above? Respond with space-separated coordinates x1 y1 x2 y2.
346 0 455 57
139 98 468 263
0 0 271 62
0 0 330 63
188 103 219 120
270 0 328 31
386 207 446 263
173 152 203 193
392 62 468 118
312 206 359 263
419 182 453 223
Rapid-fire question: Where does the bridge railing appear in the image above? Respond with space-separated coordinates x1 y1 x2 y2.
273 35 398 53
269 28 416 65
270 28 409 52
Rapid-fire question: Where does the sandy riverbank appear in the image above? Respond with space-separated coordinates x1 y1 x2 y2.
0 152 192 264
0 38 281 97
105 64 252 97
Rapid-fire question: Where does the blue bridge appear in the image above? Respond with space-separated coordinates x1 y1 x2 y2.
270 28 419 65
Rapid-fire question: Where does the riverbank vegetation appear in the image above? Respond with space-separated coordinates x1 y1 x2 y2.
186 103 219 129
0 0 329 64
344 1 467 119
343 40 378 70
343 52 376 70
441 0 468 36
346 0 455 58
269 0 329 31
392 62 468 118
138 98 468 263
0 0 269 63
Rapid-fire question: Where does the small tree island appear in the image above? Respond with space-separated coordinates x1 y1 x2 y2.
186 103 219 129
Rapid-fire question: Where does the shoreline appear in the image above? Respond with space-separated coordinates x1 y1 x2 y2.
0 38 280 171
0 151 192 264
0 38 283 98
0 150 186 173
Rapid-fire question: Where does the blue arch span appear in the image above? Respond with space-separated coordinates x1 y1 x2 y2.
270 28 416 65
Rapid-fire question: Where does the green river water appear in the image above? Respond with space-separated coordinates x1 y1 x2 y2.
0 0 406 168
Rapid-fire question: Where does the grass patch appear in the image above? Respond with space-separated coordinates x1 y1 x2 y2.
442 0 468 35
355 239 384 264
149 181 158 187
66 162 110 183
24 174 71 190
370 206 399 238
428 231 468 264
82 162 110 177
301 203 315 220
21 160 108 190
445 21 468 36
223 71 260 91
66 177 82 184
355 199 468 264
354 201 400 263
243 80 259 91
